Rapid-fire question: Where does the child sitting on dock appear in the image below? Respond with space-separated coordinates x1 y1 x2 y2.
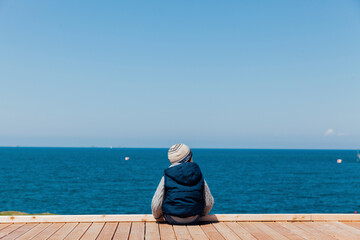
151 143 214 225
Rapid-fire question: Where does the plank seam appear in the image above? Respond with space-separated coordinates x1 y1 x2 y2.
157 222 160 240
211 223 227 240
61 222 80 240
0 224 11 232
93 222 106 240
45 223 66 240
143 222 145 240
0 224 25 239
30 223 53 240
79 222 93 240
13 223 39 240
127 221 133 240
108 222 119 240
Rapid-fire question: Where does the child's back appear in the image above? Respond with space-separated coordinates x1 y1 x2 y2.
163 161 205 217
151 144 214 225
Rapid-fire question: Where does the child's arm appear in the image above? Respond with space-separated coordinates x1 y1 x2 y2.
151 176 165 220
203 180 214 216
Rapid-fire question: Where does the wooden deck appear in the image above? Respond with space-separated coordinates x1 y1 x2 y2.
0 214 359 239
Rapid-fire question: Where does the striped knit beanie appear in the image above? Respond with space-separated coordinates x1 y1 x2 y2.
168 143 192 164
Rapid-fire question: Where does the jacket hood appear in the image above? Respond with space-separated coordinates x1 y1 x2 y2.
164 162 203 186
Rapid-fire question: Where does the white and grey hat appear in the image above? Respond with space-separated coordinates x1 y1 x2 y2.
168 143 192 164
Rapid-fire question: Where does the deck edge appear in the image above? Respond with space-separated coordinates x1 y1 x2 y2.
0 214 359 223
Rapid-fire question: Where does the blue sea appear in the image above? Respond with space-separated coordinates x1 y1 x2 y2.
0 147 359 215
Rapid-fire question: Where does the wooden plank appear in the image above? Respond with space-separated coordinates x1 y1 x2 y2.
201 224 225 240
250 222 289 240
96 222 118 240
237 222 273 240
308 222 356 240
0 214 156 223
212 222 240 240
173 225 192 240
311 214 360 222
201 214 312 222
304 222 351 240
343 221 360 230
187 225 208 240
17 223 52 240
1 223 38 240
145 222 160 240
129 222 145 240
64 223 91 240
332 222 360 236
80 222 105 240
0 224 10 231
225 222 257 240
263 222 306 240
159 223 176 240
32 223 65 240
0 223 24 238
3 214 360 223
277 222 314 240
291 222 336 240
113 222 131 240
48 222 78 240
202 214 308 222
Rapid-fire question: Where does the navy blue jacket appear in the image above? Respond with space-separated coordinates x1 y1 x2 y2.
162 162 205 217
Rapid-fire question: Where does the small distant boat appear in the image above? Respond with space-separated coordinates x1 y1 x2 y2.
125 157 130 161
357 150 360 159
337 159 342 164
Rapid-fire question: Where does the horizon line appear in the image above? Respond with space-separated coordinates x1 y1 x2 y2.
0 146 358 151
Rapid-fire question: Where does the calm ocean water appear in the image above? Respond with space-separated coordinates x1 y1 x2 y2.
0 147 359 215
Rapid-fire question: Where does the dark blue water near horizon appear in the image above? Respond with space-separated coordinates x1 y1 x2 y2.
0 147 359 215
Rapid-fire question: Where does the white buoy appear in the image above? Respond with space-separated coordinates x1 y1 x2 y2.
337 159 342 163
125 157 130 161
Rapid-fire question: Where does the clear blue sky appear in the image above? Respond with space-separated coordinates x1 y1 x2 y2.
0 1 359 149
